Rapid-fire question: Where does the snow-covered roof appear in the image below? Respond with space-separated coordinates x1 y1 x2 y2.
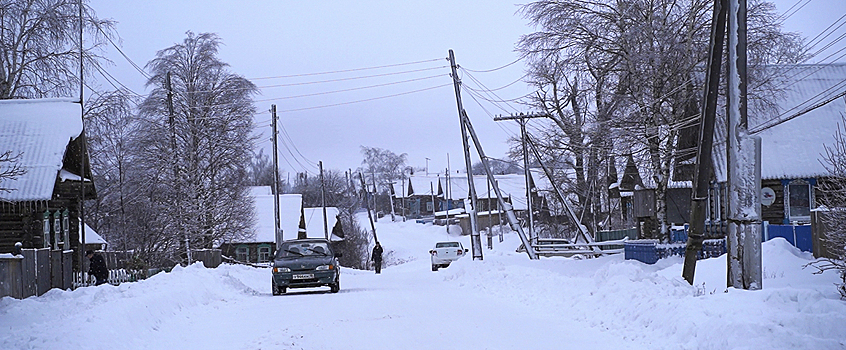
714 63 846 181
0 98 83 201
303 207 341 240
79 223 107 245
393 171 551 211
246 187 343 244
251 192 302 243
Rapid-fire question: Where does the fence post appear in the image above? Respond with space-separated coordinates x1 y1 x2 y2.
763 221 768 241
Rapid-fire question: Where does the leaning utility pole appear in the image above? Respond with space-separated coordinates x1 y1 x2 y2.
494 112 548 242
319 161 329 240
683 0 727 284
725 0 762 289
463 110 538 259
448 49 483 260
359 173 378 243
271 105 282 247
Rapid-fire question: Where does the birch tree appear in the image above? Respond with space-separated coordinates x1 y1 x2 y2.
83 90 137 252
137 32 257 260
0 0 114 99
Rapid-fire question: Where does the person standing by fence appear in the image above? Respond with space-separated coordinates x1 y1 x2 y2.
86 250 109 286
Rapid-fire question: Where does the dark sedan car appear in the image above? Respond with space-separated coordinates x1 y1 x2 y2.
271 238 341 295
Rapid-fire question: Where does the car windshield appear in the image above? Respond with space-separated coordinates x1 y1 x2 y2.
275 242 331 258
436 242 460 248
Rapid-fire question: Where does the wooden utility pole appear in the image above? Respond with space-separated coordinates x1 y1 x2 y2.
683 0 728 284
319 161 328 240
77 0 87 284
725 0 762 290
271 105 282 247
166 72 190 264
461 108 538 259
359 173 378 243
448 49 483 260
526 134 599 252
494 112 548 242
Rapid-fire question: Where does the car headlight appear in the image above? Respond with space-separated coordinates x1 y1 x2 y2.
273 266 291 273
316 264 333 271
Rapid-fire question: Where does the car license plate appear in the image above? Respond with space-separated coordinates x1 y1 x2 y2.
292 273 314 280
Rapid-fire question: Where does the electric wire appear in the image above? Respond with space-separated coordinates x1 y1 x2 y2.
461 57 523 73
275 83 452 113
249 58 443 80
253 74 447 103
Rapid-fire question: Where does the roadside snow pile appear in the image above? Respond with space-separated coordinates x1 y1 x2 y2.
443 235 846 350
0 263 267 350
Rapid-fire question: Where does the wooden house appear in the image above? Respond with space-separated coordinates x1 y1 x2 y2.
712 63 846 225
621 63 846 239
0 98 96 270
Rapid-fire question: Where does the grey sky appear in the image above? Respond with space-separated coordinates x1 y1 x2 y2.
89 0 843 179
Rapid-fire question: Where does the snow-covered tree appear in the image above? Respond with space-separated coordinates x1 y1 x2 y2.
83 90 138 252
814 117 846 299
518 0 804 240
0 0 114 99
136 32 257 261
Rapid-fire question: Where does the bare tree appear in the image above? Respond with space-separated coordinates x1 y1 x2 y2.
359 146 408 194
136 32 258 261
83 89 138 251
0 0 115 99
519 0 805 240
812 117 846 299
0 150 25 194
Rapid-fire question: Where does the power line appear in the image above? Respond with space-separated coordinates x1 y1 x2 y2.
275 83 452 113
461 57 523 73
254 74 447 103
249 58 443 80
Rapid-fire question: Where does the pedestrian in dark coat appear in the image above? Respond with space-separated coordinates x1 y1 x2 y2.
371 242 383 274
86 250 109 286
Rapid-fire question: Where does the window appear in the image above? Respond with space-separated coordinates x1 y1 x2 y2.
42 211 51 248
236 246 249 262
61 210 69 250
785 179 812 223
53 211 61 249
258 246 271 263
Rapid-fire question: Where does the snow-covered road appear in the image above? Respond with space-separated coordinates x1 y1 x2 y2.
2 218 844 350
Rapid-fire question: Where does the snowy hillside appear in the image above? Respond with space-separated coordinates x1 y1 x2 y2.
1 217 844 350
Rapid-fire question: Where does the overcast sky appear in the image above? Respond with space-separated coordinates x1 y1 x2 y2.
88 0 844 179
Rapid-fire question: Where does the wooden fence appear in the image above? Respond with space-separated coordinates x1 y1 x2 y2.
2 249 222 299
0 249 72 299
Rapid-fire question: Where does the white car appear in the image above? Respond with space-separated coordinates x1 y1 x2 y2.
429 241 468 271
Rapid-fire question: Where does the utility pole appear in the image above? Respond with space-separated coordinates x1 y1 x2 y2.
462 109 538 259
448 49 483 260
77 0 87 286
726 0 762 290
359 173 378 243
166 72 190 264
526 134 600 253
387 181 396 221
683 0 727 284
319 161 328 240
494 112 548 242
271 105 282 247
425 157 430 176
430 182 436 217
